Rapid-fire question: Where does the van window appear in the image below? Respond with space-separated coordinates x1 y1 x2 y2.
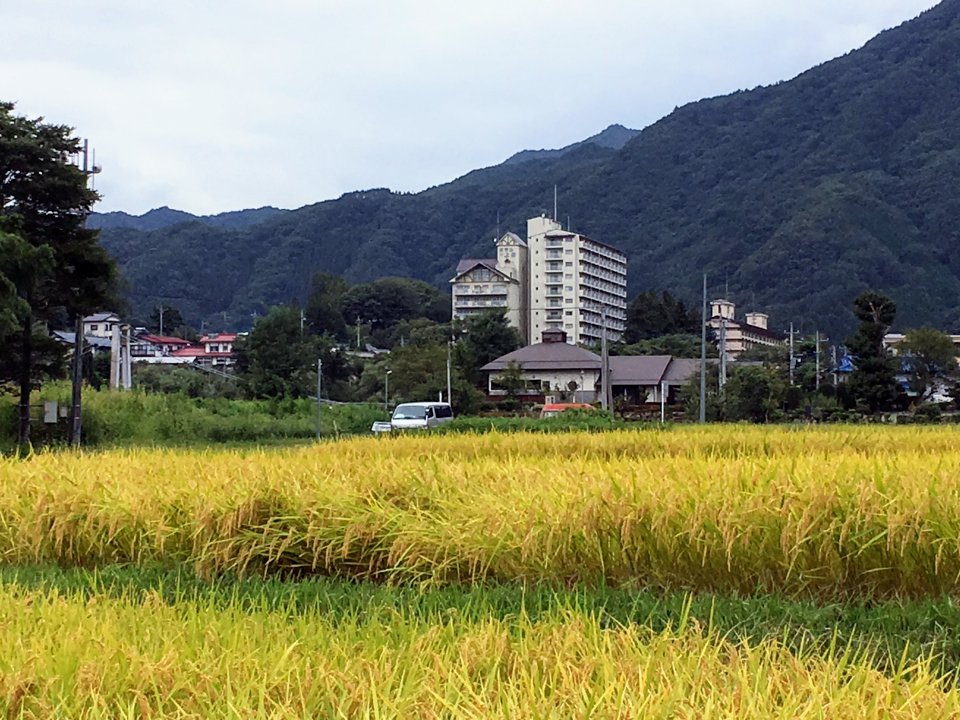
435 405 453 419
392 404 427 420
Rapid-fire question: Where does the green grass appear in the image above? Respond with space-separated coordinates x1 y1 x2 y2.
1 386 388 449
4 562 960 678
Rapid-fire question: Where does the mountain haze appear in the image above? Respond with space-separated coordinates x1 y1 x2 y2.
97 1 960 339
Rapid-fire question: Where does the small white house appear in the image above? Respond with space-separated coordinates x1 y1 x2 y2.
82 311 122 339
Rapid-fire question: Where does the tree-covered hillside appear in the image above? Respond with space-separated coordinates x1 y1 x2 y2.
99 1 959 338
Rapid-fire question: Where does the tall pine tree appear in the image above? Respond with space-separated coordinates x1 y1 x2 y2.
846 290 899 414
0 102 117 448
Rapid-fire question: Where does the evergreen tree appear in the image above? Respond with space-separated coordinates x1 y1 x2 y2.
455 310 522 383
304 271 348 339
148 304 185 336
624 291 699 343
0 102 117 447
846 290 899 414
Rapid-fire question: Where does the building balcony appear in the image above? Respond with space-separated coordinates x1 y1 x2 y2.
454 299 509 309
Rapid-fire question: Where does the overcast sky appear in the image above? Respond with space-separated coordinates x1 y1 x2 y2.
2 1 941 215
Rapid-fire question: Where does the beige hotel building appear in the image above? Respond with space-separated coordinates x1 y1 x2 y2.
452 215 627 346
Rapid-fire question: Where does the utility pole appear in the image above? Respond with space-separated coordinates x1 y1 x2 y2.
446 339 452 405
660 381 667 424
699 273 707 423
70 139 101 448
158 305 164 336
815 330 821 391
600 308 610 414
789 322 795 386
70 316 84 446
356 315 362 349
316 358 322 440
300 310 305 337
384 369 392 411
718 317 727 392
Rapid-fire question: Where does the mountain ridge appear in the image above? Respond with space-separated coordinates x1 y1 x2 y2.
96 1 956 339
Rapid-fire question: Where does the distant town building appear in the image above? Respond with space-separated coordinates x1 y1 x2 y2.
81 312 122 339
883 333 960 358
131 333 193 358
450 231 528 341
451 215 627 346
707 299 784 359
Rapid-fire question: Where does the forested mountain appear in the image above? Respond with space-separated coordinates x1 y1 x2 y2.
91 206 286 232
502 124 640 165
98 1 960 338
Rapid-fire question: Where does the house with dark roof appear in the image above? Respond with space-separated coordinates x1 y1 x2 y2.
481 329 601 401
480 329 700 404
608 355 699 405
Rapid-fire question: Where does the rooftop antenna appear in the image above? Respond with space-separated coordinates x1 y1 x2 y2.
553 185 558 221
90 148 101 190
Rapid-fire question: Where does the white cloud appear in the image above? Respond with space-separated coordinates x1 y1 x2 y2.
0 0 941 214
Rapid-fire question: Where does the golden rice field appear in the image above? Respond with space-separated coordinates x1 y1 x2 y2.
3 425 960 717
0 581 956 719
1 426 960 596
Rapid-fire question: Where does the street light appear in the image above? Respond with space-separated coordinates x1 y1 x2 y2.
384 369 392 411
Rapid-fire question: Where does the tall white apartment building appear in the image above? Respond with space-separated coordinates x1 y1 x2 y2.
451 215 627 346
526 215 627 346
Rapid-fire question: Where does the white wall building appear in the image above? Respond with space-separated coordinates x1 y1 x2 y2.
526 215 627 346
82 312 122 339
450 232 528 341
707 299 784 358
452 216 627 346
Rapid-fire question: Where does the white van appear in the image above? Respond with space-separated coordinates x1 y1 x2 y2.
390 402 454 430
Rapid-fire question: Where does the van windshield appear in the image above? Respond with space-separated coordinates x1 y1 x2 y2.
392 404 427 420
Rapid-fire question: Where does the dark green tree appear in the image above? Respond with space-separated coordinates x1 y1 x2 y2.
304 271 348 339
723 365 786 423
898 327 958 402
341 277 449 341
148 304 185 336
357 345 441 405
846 290 899 414
455 311 522 384
234 306 349 399
0 226 35 344
624 291 699 344
0 103 118 447
615 333 713 358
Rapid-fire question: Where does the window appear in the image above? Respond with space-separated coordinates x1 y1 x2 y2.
565 262 572 267
91 324 98 331
565 299 573 304
565 311 573 316
565 249 572 254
